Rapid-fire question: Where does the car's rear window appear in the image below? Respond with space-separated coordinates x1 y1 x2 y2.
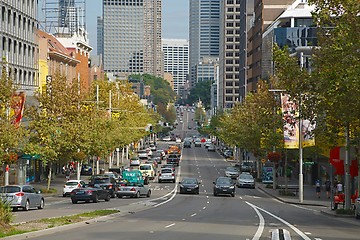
140 165 151 170
161 169 172 173
0 186 21 193
91 177 110 183
65 182 79 186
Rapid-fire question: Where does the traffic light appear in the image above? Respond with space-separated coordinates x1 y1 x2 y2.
149 125 153 132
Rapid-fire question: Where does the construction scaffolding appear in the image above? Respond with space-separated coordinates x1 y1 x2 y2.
40 0 86 35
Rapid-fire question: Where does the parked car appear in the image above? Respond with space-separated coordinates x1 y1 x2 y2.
213 177 235 197
225 166 240 179
158 168 175 183
63 180 87 197
223 150 233 159
240 161 254 172
356 197 360 219
116 182 151 198
179 178 200 194
70 186 110 204
88 175 118 198
81 164 93 175
0 185 44 211
207 144 216 152
236 173 255 189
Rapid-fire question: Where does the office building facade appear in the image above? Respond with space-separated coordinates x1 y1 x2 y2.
162 39 189 94
0 0 39 96
102 0 162 77
97 16 103 56
218 0 241 110
189 0 220 86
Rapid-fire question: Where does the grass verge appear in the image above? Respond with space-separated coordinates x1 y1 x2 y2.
0 209 119 238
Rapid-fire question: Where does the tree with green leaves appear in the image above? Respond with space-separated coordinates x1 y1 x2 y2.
0 60 27 168
186 81 212 109
307 0 360 209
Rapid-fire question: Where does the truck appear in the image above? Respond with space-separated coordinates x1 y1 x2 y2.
121 169 149 185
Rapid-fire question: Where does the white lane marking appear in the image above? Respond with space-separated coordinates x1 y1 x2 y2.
207 201 210 204
247 202 312 240
153 166 181 208
199 176 201 178
239 196 243 199
246 202 265 240
314 238 322 240
165 223 175 228
305 232 312 235
291 204 320 213
190 213 197 217
245 195 261 199
182 219 186 221
204 189 207 193
203 207 206 209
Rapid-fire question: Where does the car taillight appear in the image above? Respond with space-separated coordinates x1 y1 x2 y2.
172 173 175 176
77 183 81 188
109 184 113 189
86 190 93 194
159 173 161 176
130 187 136 191
15 192 25 197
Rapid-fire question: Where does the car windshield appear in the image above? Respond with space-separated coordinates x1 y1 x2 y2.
226 167 237 172
140 165 151 170
0 186 21 193
182 179 197 184
65 182 79 186
240 174 254 180
216 178 231 185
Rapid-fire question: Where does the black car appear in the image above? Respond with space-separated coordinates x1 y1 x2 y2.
70 186 110 204
213 177 235 197
179 178 200 194
88 175 118 198
183 140 191 148
81 164 92 175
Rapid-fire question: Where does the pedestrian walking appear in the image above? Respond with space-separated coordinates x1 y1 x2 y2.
65 168 71 181
336 181 343 195
315 179 321 198
325 179 331 199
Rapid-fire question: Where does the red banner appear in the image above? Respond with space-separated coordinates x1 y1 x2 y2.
330 147 358 176
10 92 26 126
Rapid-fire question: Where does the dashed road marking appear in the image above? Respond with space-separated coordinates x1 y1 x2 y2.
305 232 312 235
165 223 175 228
190 213 197 217
203 207 206 209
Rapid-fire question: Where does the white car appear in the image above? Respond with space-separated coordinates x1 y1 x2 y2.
176 138 182 143
162 136 171 141
158 168 175 183
63 180 86 197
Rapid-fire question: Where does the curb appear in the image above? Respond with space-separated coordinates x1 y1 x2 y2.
257 186 328 207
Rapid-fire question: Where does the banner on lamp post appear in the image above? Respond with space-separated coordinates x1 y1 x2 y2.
281 93 315 149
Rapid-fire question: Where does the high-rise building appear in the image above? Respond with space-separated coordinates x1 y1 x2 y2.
246 0 295 95
102 0 162 78
162 39 189 94
0 0 39 96
189 0 220 86
218 0 241 110
97 16 104 56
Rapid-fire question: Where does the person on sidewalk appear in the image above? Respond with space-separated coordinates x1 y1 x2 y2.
336 181 343 195
65 168 71 181
325 179 331 199
315 179 321 198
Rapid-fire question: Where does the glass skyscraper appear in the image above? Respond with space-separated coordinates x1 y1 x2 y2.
189 0 220 86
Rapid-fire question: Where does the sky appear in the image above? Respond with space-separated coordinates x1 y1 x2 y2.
85 0 189 55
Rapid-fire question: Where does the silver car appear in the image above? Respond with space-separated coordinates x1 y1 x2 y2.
0 185 45 211
158 168 175 183
225 166 239 179
236 173 255 189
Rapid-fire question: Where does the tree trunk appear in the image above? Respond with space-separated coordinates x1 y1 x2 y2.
47 163 52 191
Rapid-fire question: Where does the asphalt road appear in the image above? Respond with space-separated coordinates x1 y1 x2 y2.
10 114 360 240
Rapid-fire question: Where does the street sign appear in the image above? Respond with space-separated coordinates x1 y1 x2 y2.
261 159 266 163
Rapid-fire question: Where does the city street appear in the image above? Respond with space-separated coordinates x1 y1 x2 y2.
8 120 360 240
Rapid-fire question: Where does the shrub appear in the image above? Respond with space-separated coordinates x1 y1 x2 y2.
335 208 354 215
40 188 57 194
0 200 13 225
